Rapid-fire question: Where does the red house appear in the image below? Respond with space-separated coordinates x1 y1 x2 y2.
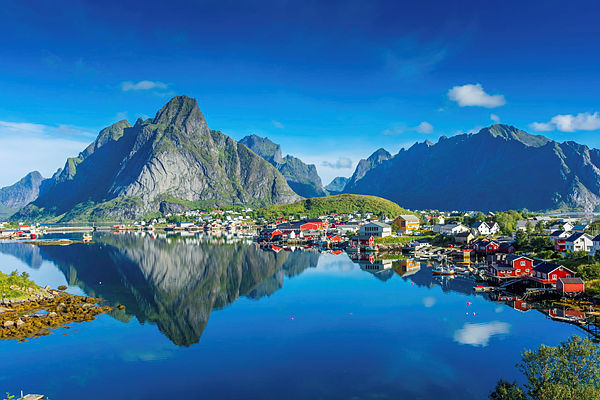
505 255 533 276
556 277 585 295
471 238 499 254
488 264 519 278
530 262 576 284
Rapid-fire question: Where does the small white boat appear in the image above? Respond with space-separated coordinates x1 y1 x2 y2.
432 266 455 276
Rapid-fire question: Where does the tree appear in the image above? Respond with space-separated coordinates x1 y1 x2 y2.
489 381 526 400
525 221 534 235
490 336 600 400
514 229 529 250
534 220 546 235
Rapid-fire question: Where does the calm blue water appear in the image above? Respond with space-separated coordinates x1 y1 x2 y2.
0 233 583 399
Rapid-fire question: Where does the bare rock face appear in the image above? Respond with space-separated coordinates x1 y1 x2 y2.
14 96 300 221
239 134 328 198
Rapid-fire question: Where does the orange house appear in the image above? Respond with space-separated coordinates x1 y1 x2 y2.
392 215 420 234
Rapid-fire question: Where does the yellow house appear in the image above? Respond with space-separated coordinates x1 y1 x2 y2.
393 214 420 234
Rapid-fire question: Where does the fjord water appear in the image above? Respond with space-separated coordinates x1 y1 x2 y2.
0 234 581 399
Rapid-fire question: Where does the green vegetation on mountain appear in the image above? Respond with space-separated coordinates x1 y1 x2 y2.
254 194 409 219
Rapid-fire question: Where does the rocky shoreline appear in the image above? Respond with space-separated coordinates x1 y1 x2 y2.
0 288 112 341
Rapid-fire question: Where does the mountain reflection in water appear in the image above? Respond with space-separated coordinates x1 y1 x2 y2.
1 234 320 346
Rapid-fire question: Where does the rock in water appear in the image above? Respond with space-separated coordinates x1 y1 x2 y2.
14 96 300 221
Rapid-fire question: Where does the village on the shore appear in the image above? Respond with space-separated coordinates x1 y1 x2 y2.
3 207 600 303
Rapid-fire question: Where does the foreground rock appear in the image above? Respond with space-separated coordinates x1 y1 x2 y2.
0 290 111 341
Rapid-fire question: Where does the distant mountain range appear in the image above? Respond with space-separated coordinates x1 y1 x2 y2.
343 124 600 211
5 102 600 220
239 135 328 198
12 96 300 221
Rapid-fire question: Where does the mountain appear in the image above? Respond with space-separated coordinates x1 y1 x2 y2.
325 176 349 194
0 171 46 218
344 124 600 211
239 135 328 198
14 96 300 221
343 148 391 192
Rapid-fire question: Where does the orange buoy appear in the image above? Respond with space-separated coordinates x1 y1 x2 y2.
467 302 471 305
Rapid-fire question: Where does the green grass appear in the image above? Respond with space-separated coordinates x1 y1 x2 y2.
254 194 412 219
0 271 40 299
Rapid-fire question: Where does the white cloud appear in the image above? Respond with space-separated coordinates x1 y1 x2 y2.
423 296 436 308
321 157 353 169
530 112 600 132
447 83 506 108
0 120 91 187
416 121 434 134
490 114 500 123
454 321 510 347
382 126 404 136
121 80 168 91
383 122 433 135
272 120 284 129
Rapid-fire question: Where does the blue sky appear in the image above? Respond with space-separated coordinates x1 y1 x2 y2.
0 0 599 186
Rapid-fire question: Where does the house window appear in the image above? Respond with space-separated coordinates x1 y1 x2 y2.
520 261 526 266
552 274 557 280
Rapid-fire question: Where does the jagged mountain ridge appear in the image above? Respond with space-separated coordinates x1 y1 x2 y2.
239 135 328 198
344 124 600 211
14 96 300 221
0 171 48 218
343 148 391 193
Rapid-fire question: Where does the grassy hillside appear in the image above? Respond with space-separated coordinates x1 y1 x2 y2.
254 194 412 219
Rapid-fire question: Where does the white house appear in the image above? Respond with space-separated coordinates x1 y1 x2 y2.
360 222 391 238
439 223 470 236
472 221 500 236
564 232 593 252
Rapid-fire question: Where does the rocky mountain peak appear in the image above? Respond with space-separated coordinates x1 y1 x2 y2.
239 135 283 164
479 124 552 148
367 148 392 163
152 95 208 132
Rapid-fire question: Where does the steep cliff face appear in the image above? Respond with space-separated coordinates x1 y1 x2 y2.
0 171 46 217
343 148 391 192
15 96 300 221
239 135 328 198
344 124 600 211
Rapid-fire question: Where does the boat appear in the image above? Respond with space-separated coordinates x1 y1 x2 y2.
82 233 92 242
432 266 456 276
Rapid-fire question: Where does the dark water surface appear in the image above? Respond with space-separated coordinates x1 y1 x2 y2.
0 233 582 399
